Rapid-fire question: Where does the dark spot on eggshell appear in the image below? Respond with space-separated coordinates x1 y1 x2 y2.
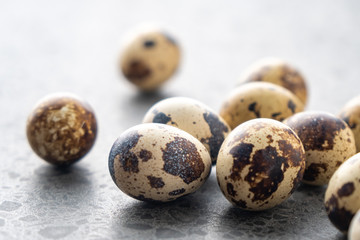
248 102 261 118
108 131 142 179
231 198 247 208
147 176 165 189
123 60 151 81
153 112 172 124
143 40 156 48
337 182 355 198
266 135 273 144
325 194 354 232
140 149 152 162
303 163 327 182
169 188 186 196
277 140 304 168
245 146 289 202
287 100 296 114
162 137 205 184
201 112 229 163
288 114 347 151
227 183 237 197
271 112 282 118
229 143 254 181
336 161 343 167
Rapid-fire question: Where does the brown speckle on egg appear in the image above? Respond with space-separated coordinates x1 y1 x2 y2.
162 137 204 184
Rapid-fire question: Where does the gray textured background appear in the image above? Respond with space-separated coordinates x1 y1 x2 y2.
1 0 359 239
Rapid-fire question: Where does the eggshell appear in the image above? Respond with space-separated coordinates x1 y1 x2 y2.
143 97 231 164
216 118 305 211
284 111 356 186
26 93 97 166
108 123 212 202
239 58 308 105
324 153 360 233
349 210 360 240
339 95 360 152
219 82 304 129
119 28 180 91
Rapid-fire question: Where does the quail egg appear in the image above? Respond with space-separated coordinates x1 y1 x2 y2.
284 111 356 186
26 93 97 166
108 123 212 202
219 82 304 129
325 153 360 233
216 118 305 211
119 27 180 91
239 58 308 105
349 210 360 240
143 97 231 164
339 95 360 152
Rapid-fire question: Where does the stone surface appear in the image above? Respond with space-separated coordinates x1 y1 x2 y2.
1 0 359 239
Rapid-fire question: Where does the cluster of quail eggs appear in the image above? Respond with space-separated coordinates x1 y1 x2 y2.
25 25 360 238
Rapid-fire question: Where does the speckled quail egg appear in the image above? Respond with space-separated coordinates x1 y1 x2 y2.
284 111 356 186
339 95 360 153
108 123 212 202
219 82 304 129
119 27 181 91
349 210 360 240
26 93 97 166
216 118 305 211
239 58 308 105
324 153 360 233
142 97 231 164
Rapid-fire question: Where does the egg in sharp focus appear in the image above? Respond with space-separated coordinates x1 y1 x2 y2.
284 111 356 186
143 97 231 164
219 82 304 129
339 95 360 152
26 92 97 166
324 153 360 233
119 27 181 91
216 118 305 211
238 57 308 105
349 210 360 240
108 123 212 202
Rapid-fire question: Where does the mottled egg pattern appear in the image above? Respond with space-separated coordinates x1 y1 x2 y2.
284 111 356 186
108 124 211 202
239 58 307 105
216 119 305 211
324 153 360 233
349 210 360 240
339 95 360 152
119 29 180 91
143 97 230 164
219 82 304 129
26 93 97 166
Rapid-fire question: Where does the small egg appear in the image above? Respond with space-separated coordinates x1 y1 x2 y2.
119 28 181 91
216 118 305 211
324 153 360 233
143 97 231 164
284 111 356 186
108 123 212 202
26 93 97 166
339 95 360 152
349 210 360 240
219 82 304 129
239 58 308 105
